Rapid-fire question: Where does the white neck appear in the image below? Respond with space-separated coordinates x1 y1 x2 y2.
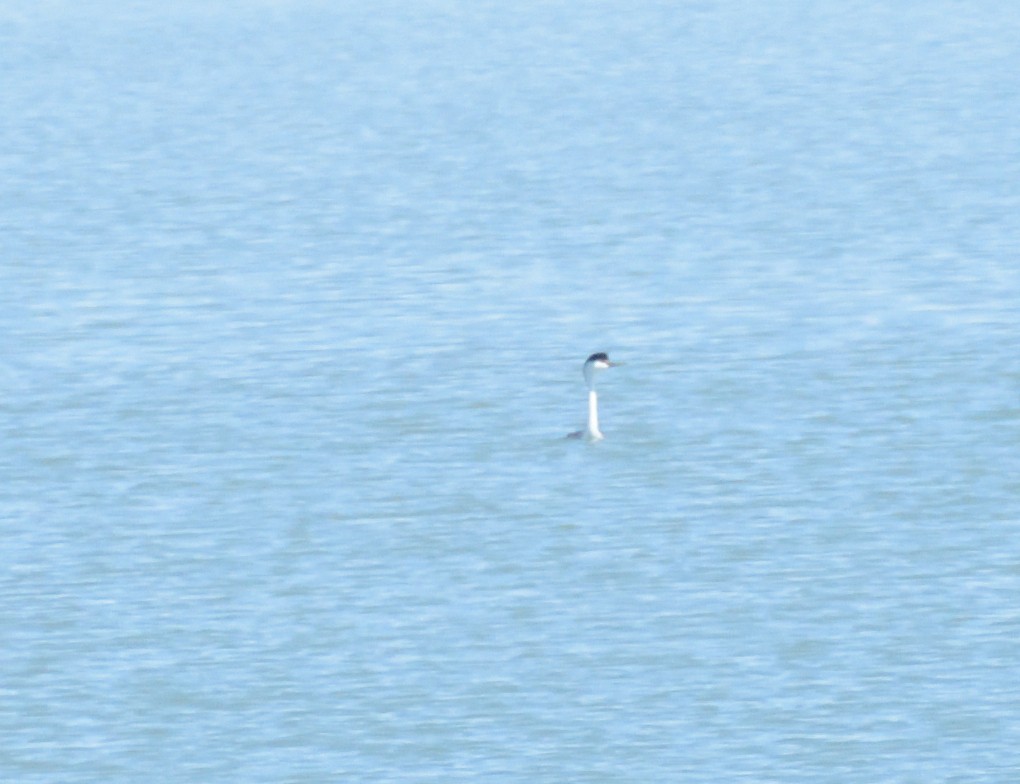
586 388 603 440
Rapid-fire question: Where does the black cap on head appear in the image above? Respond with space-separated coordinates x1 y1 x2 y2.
587 352 609 363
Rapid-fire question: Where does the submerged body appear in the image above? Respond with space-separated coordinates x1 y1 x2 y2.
567 352 618 440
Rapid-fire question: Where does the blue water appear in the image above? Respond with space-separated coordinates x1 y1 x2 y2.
3 2 1020 781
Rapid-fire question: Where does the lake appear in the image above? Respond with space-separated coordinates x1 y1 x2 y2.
2 1 1019 781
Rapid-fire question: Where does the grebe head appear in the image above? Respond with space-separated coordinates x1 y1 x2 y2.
583 352 617 388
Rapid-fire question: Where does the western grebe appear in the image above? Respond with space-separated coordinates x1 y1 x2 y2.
567 352 619 441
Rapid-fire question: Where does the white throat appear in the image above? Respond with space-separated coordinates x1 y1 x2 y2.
586 388 603 440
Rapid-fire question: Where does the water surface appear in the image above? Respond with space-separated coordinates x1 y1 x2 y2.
2 2 1019 781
